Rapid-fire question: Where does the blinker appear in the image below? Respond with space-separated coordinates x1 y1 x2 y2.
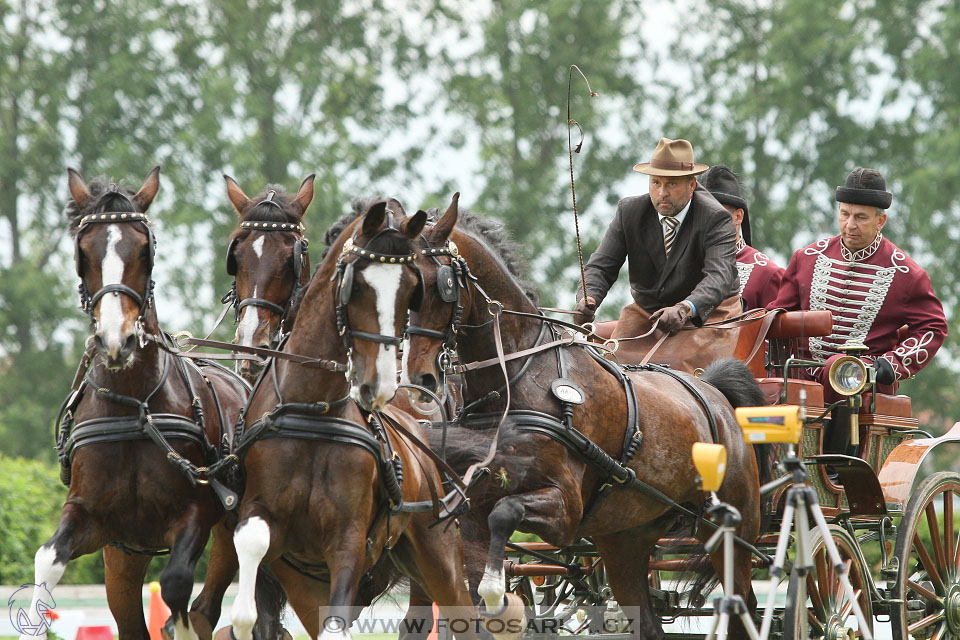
436 264 458 303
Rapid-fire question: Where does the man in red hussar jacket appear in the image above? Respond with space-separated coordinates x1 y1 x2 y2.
700 164 784 310
769 167 948 456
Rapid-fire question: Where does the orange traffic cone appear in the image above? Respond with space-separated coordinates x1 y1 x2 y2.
148 581 172 640
426 603 440 640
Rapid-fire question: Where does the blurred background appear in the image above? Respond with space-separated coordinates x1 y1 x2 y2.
1 0 957 582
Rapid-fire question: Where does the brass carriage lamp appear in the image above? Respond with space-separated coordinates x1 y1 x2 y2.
829 343 871 445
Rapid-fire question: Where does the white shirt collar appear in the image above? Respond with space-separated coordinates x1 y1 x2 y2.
658 198 692 229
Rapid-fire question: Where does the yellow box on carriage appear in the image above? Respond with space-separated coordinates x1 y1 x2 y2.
735 405 803 443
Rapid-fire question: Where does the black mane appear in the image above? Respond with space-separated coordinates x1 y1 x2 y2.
65 177 140 236
241 184 302 224
425 206 539 305
318 196 538 305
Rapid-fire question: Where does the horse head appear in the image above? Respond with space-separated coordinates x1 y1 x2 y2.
224 174 315 380
67 167 160 370
335 199 426 411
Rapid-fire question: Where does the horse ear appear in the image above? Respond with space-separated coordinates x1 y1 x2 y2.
293 173 315 216
223 174 251 216
361 201 387 236
67 168 93 210
133 166 161 211
403 210 428 238
429 192 459 242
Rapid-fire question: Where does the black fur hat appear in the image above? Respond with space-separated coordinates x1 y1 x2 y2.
835 168 892 209
700 165 751 246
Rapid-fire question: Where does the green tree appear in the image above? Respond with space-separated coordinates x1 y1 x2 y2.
667 0 960 430
416 0 650 307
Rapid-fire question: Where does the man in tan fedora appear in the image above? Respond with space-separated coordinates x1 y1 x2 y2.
575 137 741 363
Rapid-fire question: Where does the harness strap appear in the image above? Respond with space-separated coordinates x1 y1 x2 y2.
625 363 720 445
452 335 576 374
177 336 348 371
237 297 287 318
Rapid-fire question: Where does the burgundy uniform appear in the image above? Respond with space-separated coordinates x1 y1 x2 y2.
769 233 947 382
737 238 784 310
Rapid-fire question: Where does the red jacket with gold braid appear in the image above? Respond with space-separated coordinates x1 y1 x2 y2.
737 240 784 310
768 234 947 381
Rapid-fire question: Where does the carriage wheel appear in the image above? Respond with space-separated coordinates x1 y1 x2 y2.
783 524 873 639
891 472 960 640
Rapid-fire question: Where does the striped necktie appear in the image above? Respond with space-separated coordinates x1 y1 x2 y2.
662 215 680 255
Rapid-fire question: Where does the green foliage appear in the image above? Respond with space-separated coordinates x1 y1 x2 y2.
0 454 101 584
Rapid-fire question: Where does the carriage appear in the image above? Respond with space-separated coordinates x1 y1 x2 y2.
494 310 960 640
37 173 960 640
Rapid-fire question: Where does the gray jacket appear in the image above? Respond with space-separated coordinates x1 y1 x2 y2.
580 184 738 325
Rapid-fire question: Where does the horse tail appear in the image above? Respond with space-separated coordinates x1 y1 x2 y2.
699 357 765 408
700 357 773 487
253 565 288 640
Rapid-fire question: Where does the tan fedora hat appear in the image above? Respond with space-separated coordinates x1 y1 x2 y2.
633 137 709 177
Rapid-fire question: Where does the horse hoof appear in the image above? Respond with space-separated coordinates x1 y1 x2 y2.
481 593 525 640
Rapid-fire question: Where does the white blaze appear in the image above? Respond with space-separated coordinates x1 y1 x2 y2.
236 285 259 347
98 225 127 355
358 263 402 408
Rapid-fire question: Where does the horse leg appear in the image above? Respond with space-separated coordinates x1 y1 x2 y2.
18 503 102 640
103 546 153 640
391 518 479 640
231 515 273 640
318 547 366 640
593 529 664 640
268 558 328 640
187 521 238 640
162 511 213 640
399 581 434 640
477 488 580 615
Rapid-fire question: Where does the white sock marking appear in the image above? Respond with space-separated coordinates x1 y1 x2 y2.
477 563 506 612
231 517 270 640
18 545 66 640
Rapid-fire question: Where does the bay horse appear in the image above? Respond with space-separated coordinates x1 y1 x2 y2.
24 168 260 640
402 196 765 639
228 199 478 640
222 174 315 382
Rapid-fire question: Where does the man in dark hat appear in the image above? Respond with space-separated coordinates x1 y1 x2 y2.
700 165 784 309
769 167 947 399
574 138 741 364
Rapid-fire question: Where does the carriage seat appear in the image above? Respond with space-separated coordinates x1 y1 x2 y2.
756 378 824 407
766 310 833 339
860 392 912 418
590 309 832 341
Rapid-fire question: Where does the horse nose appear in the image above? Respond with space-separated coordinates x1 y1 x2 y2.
118 333 137 361
414 373 438 393
358 383 377 410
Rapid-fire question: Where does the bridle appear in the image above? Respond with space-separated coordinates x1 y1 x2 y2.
75 201 156 341
333 212 423 351
405 239 470 381
224 191 309 343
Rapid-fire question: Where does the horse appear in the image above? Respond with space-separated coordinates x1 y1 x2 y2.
402 196 766 640
222 174 315 382
227 199 478 640
22 168 269 640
